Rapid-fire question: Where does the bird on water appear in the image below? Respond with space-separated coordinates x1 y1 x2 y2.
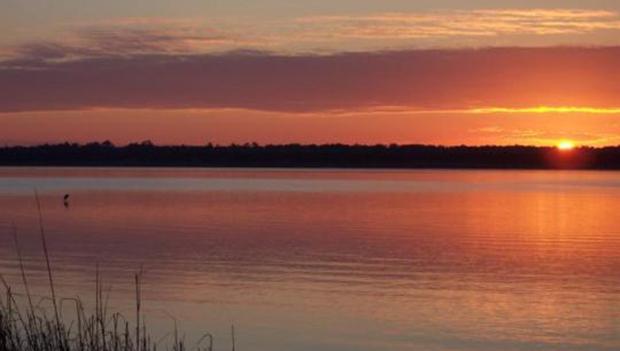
63 193 70 207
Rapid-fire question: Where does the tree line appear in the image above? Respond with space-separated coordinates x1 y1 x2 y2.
1 141 619 169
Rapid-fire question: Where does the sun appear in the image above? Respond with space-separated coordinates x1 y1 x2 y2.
557 140 575 151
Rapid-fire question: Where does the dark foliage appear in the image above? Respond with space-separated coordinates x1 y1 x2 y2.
1 141 619 169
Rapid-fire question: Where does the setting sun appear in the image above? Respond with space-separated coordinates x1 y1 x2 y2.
557 140 576 150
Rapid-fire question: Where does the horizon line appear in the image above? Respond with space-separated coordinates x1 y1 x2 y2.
2 141 618 149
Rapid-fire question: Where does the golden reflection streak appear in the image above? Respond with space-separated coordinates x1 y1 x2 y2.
469 106 620 114
317 105 620 116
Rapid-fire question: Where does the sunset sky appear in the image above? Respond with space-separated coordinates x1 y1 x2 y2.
3 1 620 146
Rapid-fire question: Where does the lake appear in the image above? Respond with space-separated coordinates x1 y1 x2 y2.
0 168 618 351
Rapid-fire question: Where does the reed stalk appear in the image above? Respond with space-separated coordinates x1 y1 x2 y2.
0 194 229 351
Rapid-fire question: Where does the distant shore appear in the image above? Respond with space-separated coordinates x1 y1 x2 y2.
1 142 619 169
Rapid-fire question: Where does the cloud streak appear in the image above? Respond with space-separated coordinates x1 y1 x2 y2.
4 19 243 63
2 47 620 113
4 8 620 62
295 9 620 40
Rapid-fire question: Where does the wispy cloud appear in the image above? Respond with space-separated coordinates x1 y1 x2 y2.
3 8 620 63
5 18 246 63
293 9 620 41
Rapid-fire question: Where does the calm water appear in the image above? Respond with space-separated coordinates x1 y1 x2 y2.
0 167 619 351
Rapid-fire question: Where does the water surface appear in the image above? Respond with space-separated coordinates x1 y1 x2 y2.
0 168 618 351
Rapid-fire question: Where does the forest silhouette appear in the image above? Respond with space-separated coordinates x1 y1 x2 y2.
1 141 618 169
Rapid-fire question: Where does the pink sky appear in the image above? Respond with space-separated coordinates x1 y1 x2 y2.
2 5 620 146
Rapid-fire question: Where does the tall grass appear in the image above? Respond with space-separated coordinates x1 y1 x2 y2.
0 193 222 351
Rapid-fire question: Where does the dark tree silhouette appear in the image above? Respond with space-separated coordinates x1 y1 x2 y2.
0 142 618 169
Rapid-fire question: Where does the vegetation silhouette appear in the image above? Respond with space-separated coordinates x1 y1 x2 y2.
1 141 618 169
1 194 223 351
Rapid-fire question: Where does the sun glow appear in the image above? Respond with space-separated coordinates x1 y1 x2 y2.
557 140 576 150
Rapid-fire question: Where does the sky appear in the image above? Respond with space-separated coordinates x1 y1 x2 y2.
3 0 620 146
